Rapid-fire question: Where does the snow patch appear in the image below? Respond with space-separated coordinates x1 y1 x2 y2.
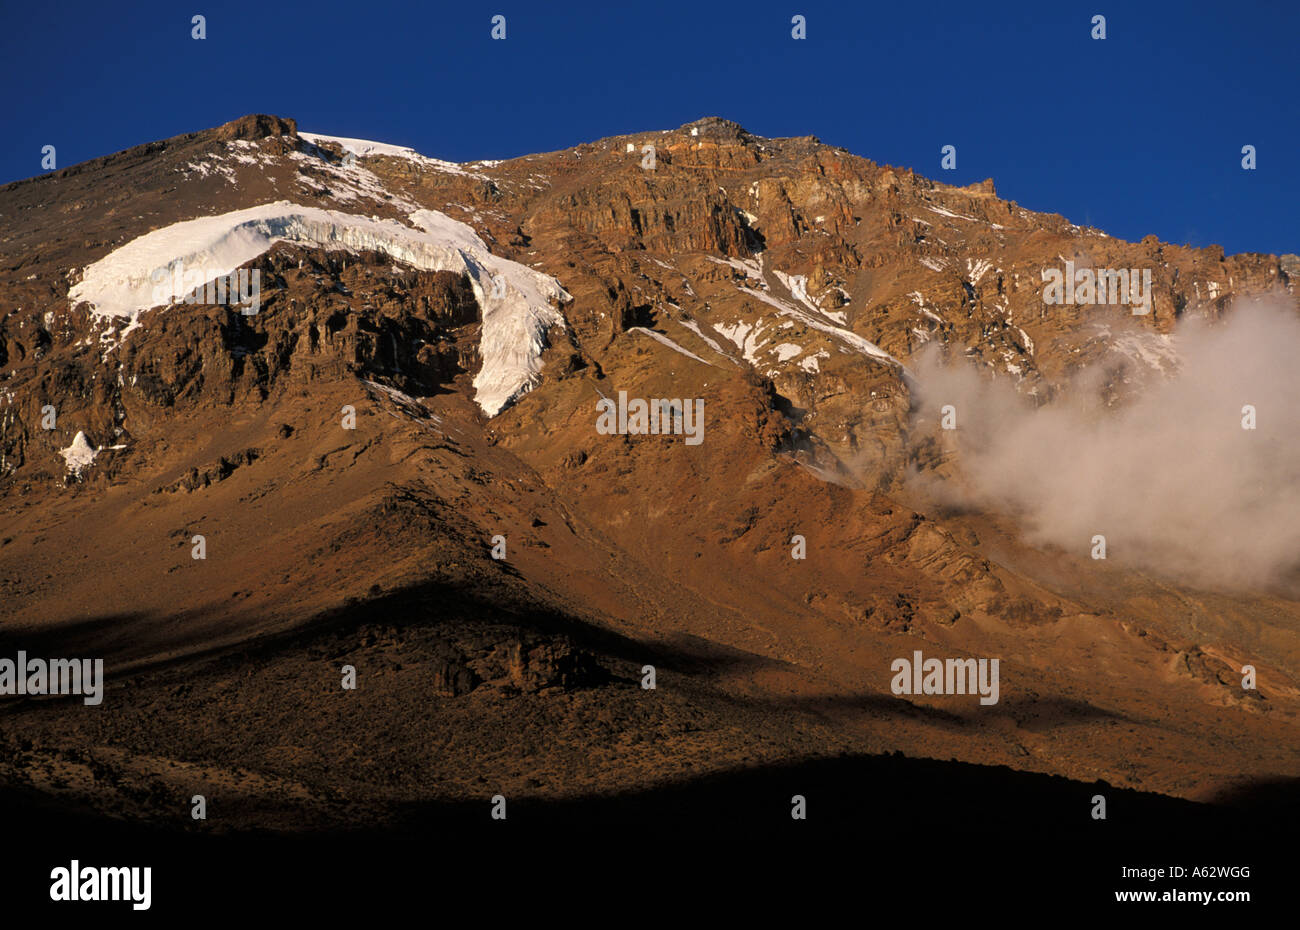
738 286 903 370
714 318 769 363
287 149 421 212
677 319 735 363
706 254 764 282
926 204 978 223
300 132 488 179
628 326 711 365
1112 331 1178 374
800 349 829 373
966 258 993 285
58 431 98 476
181 157 238 186
908 291 944 324
773 270 821 315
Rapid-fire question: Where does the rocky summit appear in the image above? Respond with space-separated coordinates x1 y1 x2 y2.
1 113 1297 836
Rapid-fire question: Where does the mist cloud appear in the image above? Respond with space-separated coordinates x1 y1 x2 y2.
908 299 1300 592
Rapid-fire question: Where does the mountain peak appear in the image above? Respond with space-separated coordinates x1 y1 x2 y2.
676 116 753 140
211 113 299 143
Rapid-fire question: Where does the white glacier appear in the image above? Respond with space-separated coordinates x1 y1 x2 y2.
68 202 571 417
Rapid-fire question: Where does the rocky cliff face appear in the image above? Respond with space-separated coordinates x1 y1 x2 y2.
0 114 1296 829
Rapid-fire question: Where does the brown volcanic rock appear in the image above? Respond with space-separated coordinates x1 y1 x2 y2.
213 113 298 143
0 114 1297 829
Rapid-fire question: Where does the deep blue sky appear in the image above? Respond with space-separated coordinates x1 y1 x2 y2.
2 1 1296 256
